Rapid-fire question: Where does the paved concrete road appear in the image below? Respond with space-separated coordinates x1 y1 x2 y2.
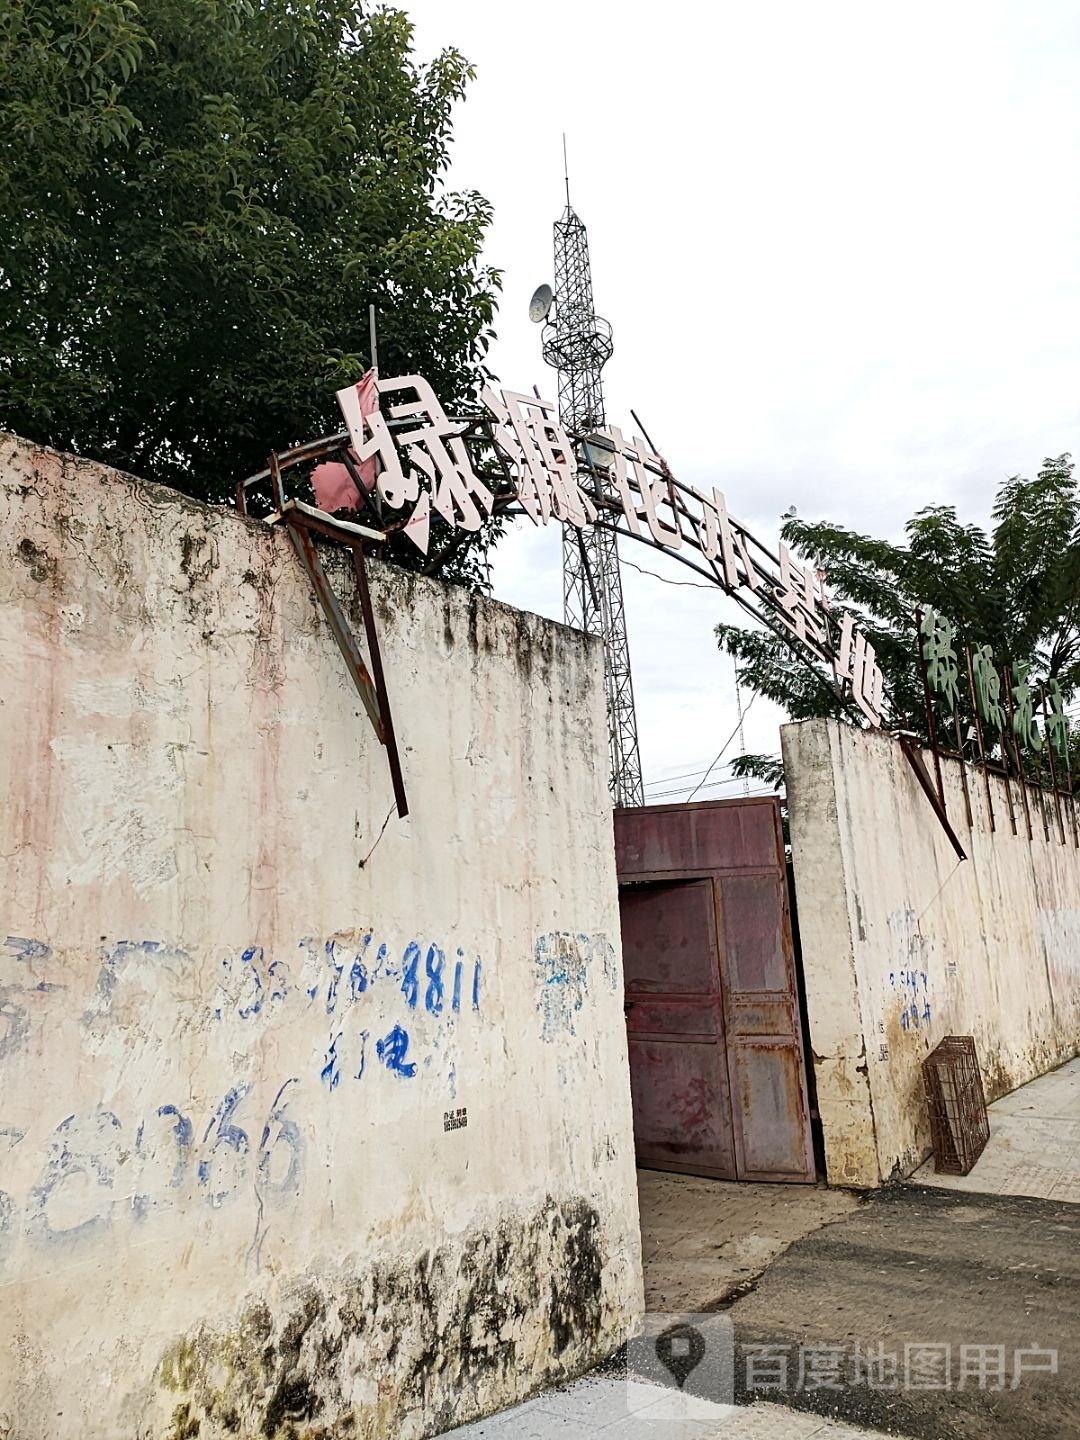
910 1055 1080 1203
439 1374 889 1438
727 1184 1080 1439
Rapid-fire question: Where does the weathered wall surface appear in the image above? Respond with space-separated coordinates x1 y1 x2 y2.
783 717 1080 1189
0 433 643 1439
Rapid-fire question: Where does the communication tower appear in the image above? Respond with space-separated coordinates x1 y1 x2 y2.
533 174 645 808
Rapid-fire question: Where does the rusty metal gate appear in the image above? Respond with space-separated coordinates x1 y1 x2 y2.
614 797 816 1183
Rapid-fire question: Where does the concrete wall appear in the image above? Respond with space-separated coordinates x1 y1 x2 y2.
0 433 643 1440
783 717 1080 1189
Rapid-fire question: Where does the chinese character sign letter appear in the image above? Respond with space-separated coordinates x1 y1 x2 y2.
480 387 596 528
835 615 886 726
337 375 495 553
1045 679 1070 760
1010 662 1043 752
920 610 960 710
970 644 1005 733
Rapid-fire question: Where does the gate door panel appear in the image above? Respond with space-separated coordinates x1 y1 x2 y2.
720 872 815 1180
620 880 737 1179
615 798 815 1184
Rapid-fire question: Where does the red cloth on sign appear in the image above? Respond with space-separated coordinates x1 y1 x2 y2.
310 461 361 514
311 463 361 515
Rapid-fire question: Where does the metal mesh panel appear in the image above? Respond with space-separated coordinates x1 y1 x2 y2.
922 1035 990 1175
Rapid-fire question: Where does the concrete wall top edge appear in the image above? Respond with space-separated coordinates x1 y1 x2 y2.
0 429 601 662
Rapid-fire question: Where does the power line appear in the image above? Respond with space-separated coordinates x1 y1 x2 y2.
645 759 737 789
621 556 717 590
734 662 749 798
649 773 743 797
648 775 774 801
686 690 761 803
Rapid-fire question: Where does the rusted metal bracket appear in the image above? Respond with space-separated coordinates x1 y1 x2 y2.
279 501 408 819
897 732 966 861
350 540 408 820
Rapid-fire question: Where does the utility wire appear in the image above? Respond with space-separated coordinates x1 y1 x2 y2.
650 774 745 798
620 556 717 590
649 776 775 801
645 759 738 789
576 507 776 801
685 690 761 803
734 661 749 797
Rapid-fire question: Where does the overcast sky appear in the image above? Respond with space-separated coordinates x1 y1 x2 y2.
403 0 1080 800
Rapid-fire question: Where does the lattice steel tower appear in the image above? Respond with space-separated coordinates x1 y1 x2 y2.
540 188 644 807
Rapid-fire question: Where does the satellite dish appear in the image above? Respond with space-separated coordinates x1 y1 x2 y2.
528 283 554 323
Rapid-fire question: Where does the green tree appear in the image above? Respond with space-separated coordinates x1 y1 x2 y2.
719 455 1080 783
0 0 502 582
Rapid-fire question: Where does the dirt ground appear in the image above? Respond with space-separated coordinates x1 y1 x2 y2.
726 1183 1080 1440
638 1168 860 1311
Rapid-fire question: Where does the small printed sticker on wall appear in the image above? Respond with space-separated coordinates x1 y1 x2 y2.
878 1043 890 1061
443 1107 468 1133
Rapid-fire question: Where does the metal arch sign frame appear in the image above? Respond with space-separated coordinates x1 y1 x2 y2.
238 372 887 730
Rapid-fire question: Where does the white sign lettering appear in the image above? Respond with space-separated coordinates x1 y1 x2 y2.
329 374 885 726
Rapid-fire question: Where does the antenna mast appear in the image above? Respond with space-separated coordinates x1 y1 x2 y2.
541 160 645 808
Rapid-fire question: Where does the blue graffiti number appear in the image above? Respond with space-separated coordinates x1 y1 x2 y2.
257 1079 304 1197
198 1086 251 1207
133 1104 193 1218
424 945 445 1015
400 942 421 1010
27 1109 123 1246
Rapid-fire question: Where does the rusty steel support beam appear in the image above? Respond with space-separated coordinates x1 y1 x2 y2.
1000 752 1018 837
897 732 967 862
268 451 286 512
285 514 384 737
953 708 973 829
964 644 996 833
1063 728 1080 849
1041 688 1067 846
351 542 408 820
1004 667 1034 842
282 507 408 819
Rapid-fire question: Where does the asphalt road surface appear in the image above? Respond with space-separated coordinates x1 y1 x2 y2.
726 1184 1080 1440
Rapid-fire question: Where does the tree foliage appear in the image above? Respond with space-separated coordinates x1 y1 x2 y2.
0 0 502 581
718 456 1080 778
